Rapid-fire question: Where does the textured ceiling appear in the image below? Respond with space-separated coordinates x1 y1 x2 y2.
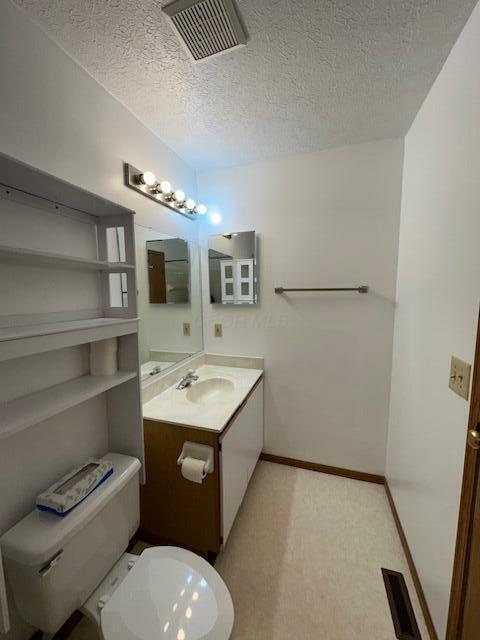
14 0 478 170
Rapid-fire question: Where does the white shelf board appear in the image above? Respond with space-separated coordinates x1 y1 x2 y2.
0 371 137 440
0 317 139 362
0 152 134 218
0 317 138 342
0 245 134 271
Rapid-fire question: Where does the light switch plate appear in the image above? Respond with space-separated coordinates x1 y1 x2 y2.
183 322 191 337
214 323 223 338
449 356 471 400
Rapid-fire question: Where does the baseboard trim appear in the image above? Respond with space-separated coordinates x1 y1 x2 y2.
259 452 385 484
384 480 438 640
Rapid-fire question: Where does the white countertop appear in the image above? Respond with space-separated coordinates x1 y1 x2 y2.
142 364 263 432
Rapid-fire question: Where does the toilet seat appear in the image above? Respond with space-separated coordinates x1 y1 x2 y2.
100 547 234 640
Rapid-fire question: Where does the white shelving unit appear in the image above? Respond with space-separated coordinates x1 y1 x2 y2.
1 371 137 440
0 152 145 479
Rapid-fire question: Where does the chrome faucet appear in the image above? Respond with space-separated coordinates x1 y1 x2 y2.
176 369 199 390
149 366 162 376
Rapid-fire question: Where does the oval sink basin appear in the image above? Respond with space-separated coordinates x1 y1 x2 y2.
186 378 234 403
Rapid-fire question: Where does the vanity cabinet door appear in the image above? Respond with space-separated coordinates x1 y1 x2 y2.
221 401 249 543
221 379 263 544
244 380 263 481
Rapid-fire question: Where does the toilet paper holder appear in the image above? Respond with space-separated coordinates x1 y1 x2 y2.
177 442 214 474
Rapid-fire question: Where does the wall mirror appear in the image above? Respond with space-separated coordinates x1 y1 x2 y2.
135 224 203 382
208 231 257 305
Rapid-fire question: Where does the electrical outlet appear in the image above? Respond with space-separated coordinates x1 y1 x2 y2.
214 323 223 338
183 322 191 337
449 356 471 400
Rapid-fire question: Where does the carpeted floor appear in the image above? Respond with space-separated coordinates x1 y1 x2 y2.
214 460 428 639
67 460 428 639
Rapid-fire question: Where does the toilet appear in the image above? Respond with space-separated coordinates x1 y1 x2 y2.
0 453 234 639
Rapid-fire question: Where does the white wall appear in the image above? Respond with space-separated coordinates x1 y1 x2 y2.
0 3 198 639
386 2 480 636
0 1 197 242
198 138 404 475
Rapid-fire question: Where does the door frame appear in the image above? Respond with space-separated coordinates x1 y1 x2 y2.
446 308 480 638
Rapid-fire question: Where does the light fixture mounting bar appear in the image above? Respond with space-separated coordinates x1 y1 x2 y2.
123 163 196 220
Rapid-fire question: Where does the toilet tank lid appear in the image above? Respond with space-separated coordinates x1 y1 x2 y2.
0 453 141 566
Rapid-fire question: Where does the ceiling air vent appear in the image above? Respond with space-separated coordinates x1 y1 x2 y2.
162 0 247 62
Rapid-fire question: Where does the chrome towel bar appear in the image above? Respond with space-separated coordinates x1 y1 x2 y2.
274 285 369 294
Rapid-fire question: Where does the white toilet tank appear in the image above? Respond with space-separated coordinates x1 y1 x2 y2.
0 453 141 634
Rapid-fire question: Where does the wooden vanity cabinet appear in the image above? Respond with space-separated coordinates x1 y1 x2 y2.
140 377 263 558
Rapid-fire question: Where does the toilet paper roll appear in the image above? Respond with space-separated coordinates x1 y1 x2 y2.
181 456 207 484
90 338 118 376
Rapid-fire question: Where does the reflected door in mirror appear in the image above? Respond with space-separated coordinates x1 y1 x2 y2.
148 250 166 303
237 260 254 303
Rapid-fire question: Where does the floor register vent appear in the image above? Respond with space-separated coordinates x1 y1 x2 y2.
382 569 422 639
162 0 247 62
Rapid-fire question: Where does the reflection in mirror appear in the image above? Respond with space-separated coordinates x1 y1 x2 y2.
108 272 128 307
106 227 126 263
147 238 189 304
208 231 257 305
135 225 203 382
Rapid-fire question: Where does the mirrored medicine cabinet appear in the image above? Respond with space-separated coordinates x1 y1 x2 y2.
207 231 257 305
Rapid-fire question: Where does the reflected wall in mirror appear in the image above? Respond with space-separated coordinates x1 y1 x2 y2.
135 225 203 382
208 231 257 305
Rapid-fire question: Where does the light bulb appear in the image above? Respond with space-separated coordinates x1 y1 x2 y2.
196 203 207 215
185 198 196 211
174 189 185 203
160 180 172 194
140 171 156 187
210 212 221 225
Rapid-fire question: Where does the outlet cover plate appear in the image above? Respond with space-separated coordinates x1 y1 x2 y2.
214 323 223 338
183 322 191 337
449 356 471 400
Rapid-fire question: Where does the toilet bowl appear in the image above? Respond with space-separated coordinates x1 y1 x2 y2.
0 453 233 639
84 546 233 640
80 546 233 639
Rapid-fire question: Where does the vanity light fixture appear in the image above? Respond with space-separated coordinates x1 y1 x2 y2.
124 163 207 220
